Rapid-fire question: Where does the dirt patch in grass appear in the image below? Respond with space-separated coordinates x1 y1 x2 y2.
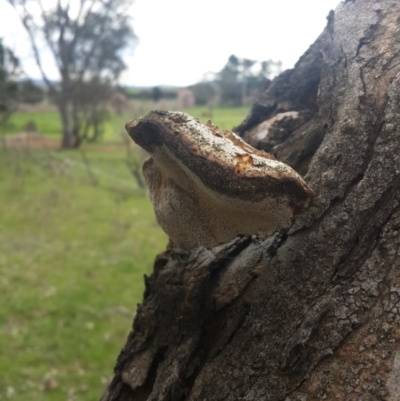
4 132 132 152
4 132 61 149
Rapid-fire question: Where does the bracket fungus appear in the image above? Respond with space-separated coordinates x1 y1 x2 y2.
126 111 314 250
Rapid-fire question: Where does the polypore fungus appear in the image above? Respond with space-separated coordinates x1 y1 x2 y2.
126 111 314 250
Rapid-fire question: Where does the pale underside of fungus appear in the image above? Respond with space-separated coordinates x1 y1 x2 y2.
125 111 314 250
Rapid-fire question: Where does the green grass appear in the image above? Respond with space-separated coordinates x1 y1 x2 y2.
0 148 167 401
4 112 63 139
4 105 251 144
3 112 122 143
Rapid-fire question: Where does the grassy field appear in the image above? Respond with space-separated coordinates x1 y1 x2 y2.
0 105 249 401
4 105 250 143
0 148 167 401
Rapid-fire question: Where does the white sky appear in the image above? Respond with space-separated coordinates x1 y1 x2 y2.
0 0 341 87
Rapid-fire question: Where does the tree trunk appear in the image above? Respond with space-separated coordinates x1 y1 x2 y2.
58 98 79 149
102 1 400 400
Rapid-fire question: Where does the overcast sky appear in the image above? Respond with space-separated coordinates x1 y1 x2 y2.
0 0 341 87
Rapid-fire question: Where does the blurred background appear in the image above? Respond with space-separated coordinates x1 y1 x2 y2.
0 0 339 400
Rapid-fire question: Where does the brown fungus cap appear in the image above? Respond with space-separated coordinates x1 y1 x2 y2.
126 110 314 250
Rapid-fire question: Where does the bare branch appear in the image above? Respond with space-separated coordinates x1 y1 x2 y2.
8 1 58 94
36 0 61 68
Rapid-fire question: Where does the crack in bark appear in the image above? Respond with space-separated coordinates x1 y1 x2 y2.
333 174 400 282
281 297 331 374
127 346 169 401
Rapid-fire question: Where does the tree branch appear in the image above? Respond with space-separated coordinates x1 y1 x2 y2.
8 1 58 94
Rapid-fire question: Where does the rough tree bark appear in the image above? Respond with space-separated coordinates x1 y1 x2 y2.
102 1 400 400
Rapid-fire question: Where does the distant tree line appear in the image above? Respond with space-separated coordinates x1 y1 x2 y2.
192 55 281 107
125 86 178 102
125 55 281 108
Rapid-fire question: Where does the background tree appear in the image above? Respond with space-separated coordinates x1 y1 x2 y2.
101 1 400 400
71 77 112 144
151 86 163 103
217 54 243 106
190 81 216 106
0 39 21 128
217 55 280 106
110 87 130 116
18 79 44 105
0 39 41 132
8 0 137 149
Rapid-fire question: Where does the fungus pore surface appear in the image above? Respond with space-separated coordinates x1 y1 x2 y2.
126 111 314 250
